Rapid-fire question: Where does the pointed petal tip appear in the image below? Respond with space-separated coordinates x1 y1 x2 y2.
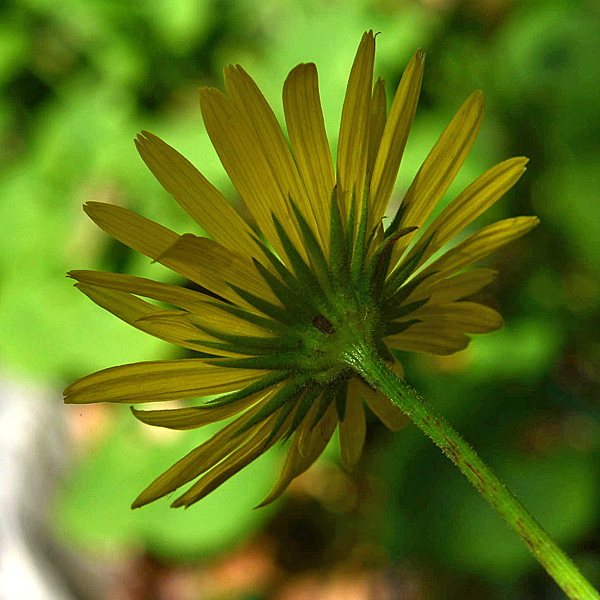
471 89 485 104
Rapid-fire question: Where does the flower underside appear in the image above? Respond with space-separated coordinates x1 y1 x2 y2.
64 31 538 509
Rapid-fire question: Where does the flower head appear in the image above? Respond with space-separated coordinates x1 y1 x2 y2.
64 31 538 509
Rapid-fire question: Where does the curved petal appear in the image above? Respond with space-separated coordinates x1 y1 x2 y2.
370 48 424 226
339 380 367 471
200 86 302 263
385 322 470 355
69 270 205 311
132 398 270 508
135 131 261 259
224 66 318 244
256 401 337 507
405 156 528 267
408 301 504 333
283 62 334 244
84 201 178 259
391 90 485 264
64 360 269 404
171 405 292 507
405 267 497 304
85 204 274 309
131 385 280 430
417 216 539 284
337 30 375 215
157 233 280 308
74 282 237 356
69 270 278 338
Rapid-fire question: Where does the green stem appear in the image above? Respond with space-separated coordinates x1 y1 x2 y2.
347 343 599 600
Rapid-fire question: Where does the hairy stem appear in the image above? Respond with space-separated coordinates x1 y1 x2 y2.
347 344 599 600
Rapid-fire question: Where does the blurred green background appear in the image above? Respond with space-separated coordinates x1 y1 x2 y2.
2 0 599 598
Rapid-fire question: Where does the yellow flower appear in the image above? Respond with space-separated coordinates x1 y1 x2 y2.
64 31 538 509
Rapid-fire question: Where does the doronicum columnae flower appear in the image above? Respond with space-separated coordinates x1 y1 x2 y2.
64 31 538 509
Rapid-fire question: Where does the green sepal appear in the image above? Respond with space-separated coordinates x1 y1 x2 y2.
288 198 330 288
376 338 395 363
229 283 296 325
283 383 322 442
382 271 435 317
345 189 357 264
252 258 316 321
205 300 289 335
385 237 432 297
251 235 307 298
384 318 421 337
309 384 336 431
261 400 298 450
365 226 419 300
203 370 292 408
335 378 349 421
386 297 429 322
231 375 310 439
385 198 407 237
192 337 300 357
272 214 324 302
327 186 350 285
208 354 303 371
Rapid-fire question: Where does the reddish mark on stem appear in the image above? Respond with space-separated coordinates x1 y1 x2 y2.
464 460 487 492
515 518 540 553
441 434 460 464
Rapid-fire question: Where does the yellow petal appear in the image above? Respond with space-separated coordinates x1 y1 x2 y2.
257 402 338 507
386 322 470 355
157 233 280 309
408 301 504 333
136 310 248 358
406 157 528 267
85 205 264 306
354 364 408 431
84 203 258 305
370 49 424 225
418 216 540 283
283 62 334 243
339 380 367 471
64 360 268 404
131 385 280 430
171 405 290 507
224 65 318 246
74 282 227 354
200 87 301 263
84 201 178 259
135 131 261 258
337 30 375 215
69 270 277 338
367 77 388 179
391 90 485 264
132 399 269 508
405 268 497 304
70 270 206 310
